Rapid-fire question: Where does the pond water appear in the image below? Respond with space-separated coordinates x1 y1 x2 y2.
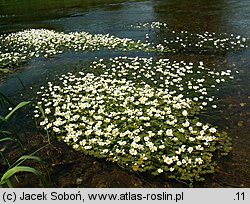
0 0 250 187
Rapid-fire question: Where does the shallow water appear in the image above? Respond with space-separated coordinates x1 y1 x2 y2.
0 0 250 187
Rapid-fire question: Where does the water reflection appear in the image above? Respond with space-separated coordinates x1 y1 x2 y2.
0 0 142 34
153 0 229 33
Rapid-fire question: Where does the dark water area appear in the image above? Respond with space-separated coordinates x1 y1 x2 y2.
0 0 250 187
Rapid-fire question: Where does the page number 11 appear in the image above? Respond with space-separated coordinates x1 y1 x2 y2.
235 192 245 201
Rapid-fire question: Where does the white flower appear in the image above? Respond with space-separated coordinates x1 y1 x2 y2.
44 108 51 114
131 142 139 149
157 168 163 173
172 156 179 161
159 145 165 149
177 161 182 166
182 159 187 164
166 129 173 136
189 137 195 142
196 145 204 151
163 156 173 165
150 146 158 152
80 140 86 146
209 127 217 133
202 125 209 130
182 120 190 127
202 102 207 106
84 145 92 150
169 167 175 172
157 130 164 135
53 127 61 133
178 128 185 133
196 122 202 126
129 148 138 155
134 136 141 142
195 157 203 164
73 144 79 149
182 110 188 116
102 149 109 154
187 147 193 153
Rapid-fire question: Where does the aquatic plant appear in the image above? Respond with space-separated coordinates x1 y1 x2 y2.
35 57 233 185
0 29 157 68
1 24 247 70
2 21 245 185
0 101 46 187
0 154 47 187
131 22 249 53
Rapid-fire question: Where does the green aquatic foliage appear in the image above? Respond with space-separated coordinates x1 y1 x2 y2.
0 101 46 187
0 160 47 188
35 57 233 185
4 101 31 121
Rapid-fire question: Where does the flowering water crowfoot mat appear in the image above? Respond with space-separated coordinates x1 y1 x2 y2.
130 22 249 54
1 25 248 70
0 29 169 69
35 57 233 185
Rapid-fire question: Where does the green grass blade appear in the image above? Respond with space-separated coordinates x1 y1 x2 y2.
38 105 46 118
5 101 31 121
37 105 51 143
12 155 42 167
6 179 13 188
1 166 47 187
0 137 14 143
0 130 12 135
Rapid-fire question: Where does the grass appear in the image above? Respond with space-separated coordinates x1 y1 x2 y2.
0 95 47 187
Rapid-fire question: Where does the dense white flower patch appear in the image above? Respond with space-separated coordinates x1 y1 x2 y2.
1 23 248 69
35 57 232 184
0 29 154 68
90 57 233 108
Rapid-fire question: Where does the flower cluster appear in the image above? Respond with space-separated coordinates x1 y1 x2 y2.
35 57 232 184
90 57 233 110
1 24 248 69
131 21 168 29
131 21 249 53
0 29 153 68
